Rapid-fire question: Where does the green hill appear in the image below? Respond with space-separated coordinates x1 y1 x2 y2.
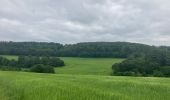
57 57 124 75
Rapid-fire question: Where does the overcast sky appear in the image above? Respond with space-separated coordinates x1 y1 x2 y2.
0 0 170 45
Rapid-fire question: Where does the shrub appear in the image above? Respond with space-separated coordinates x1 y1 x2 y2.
160 66 170 77
153 70 164 77
30 64 55 73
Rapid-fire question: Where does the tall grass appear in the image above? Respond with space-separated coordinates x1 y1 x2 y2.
0 71 170 100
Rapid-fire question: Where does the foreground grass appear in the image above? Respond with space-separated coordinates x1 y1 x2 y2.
1 55 124 75
0 71 170 100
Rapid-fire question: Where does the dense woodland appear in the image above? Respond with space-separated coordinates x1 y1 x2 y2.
0 41 170 76
0 41 166 57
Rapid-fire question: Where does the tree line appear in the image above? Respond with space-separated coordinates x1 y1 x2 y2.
0 56 64 73
0 41 160 58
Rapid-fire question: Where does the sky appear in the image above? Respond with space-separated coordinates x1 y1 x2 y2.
0 0 170 46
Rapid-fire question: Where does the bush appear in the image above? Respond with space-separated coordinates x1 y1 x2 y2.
160 66 170 77
115 71 136 76
30 64 55 73
153 70 164 77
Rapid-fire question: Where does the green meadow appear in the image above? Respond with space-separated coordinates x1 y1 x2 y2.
1 55 124 75
0 71 170 100
56 57 124 75
0 55 170 100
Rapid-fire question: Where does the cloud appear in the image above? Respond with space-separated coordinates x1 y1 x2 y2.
0 0 170 45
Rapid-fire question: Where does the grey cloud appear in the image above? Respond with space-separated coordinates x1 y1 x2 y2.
0 0 170 45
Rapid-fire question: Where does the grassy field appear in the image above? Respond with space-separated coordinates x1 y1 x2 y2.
57 57 123 75
1 55 124 75
0 71 170 100
1 55 170 100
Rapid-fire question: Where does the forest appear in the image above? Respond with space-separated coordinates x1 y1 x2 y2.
0 41 169 57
